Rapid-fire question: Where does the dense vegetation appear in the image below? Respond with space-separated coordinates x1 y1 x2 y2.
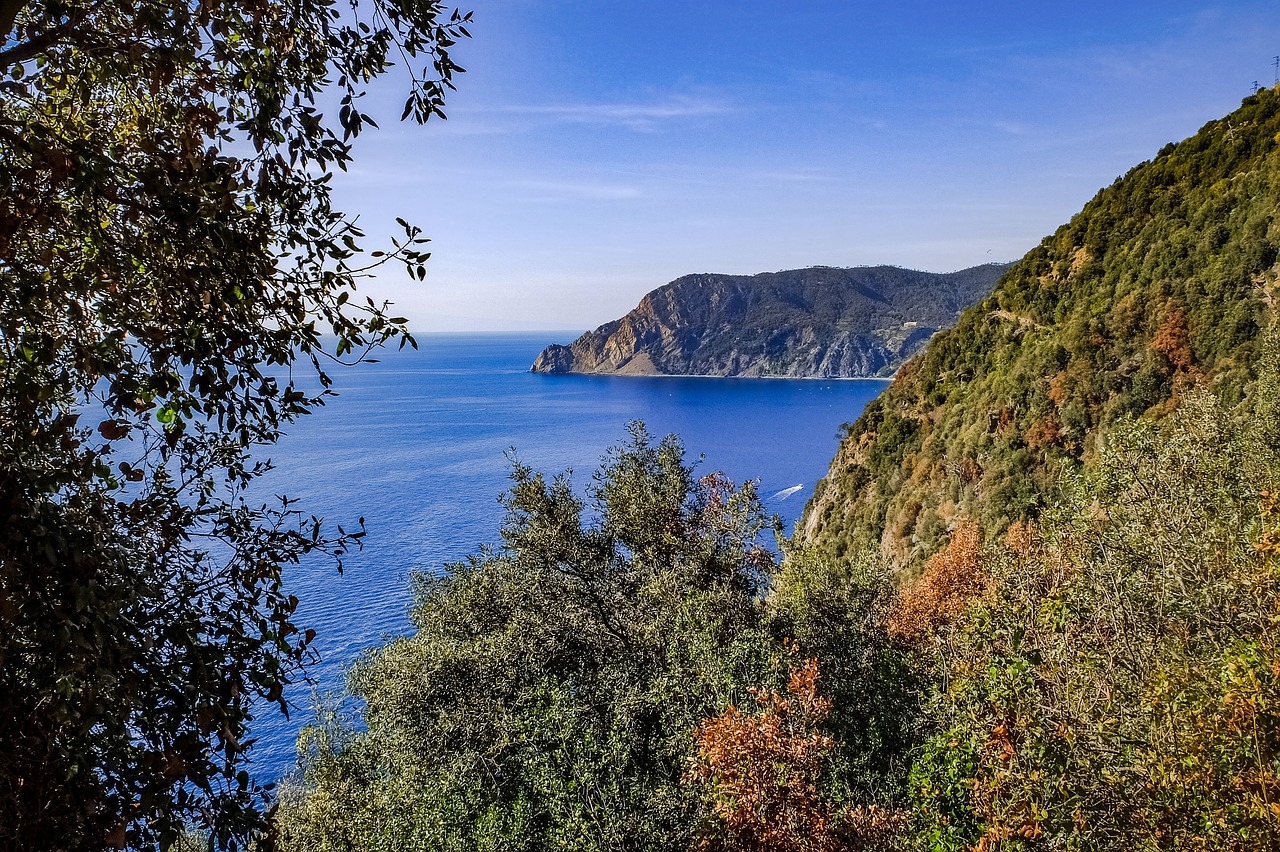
280 91 1280 851
273 427 915 851
0 1 468 848
908 374 1280 852
278 380 1280 852
531 264 1006 378
802 87 1280 566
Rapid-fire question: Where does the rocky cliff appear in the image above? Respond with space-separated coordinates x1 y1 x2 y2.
530 264 1008 378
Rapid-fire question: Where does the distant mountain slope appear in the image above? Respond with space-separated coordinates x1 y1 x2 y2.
802 88 1280 567
530 264 1008 378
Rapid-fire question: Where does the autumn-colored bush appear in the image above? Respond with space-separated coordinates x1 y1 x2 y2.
686 656 906 852
765 544 926 806
1022 414 1062 451
909 389 1280 851
1150 303 1194 373
885 519 986 644
1001 518 1039 557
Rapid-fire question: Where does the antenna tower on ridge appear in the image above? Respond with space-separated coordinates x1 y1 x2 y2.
1274 55 1279 86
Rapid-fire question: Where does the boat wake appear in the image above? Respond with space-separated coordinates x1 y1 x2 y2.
770 484 804 501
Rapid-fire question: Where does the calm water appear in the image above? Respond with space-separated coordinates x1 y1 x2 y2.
250 332 889 783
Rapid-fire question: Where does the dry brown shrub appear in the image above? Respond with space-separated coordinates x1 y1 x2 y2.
1047 370 1069 407
686 657 837 852
685 657 908 852
1151 303 1194 373
886 519 986 644
1003 519 1039 557
1023 414 1062 450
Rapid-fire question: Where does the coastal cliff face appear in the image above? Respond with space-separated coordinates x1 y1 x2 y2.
530 264 1008 378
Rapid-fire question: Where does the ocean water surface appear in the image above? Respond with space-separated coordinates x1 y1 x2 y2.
251 332 889 783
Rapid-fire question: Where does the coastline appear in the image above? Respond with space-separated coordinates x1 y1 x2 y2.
530 369 899 381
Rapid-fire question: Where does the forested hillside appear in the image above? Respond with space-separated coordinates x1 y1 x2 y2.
803 87 1280 566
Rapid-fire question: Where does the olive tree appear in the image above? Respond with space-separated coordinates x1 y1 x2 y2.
0 1 470 848
275 427 780 852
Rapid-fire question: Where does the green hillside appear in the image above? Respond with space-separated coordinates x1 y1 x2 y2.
802 87 1280 566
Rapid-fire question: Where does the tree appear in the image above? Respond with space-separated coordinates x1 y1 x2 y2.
0 2 470 848
685 655 908 852
766 544 924 809
273 426 780 851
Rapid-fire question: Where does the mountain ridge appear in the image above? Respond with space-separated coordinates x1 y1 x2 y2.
531 264 1010 379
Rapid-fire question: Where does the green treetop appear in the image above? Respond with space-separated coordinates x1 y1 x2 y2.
0 1 469 848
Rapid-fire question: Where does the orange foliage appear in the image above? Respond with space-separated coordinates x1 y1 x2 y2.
686 657 837 852
1003 519 1039 557
886 519 986 644
685 658 906 852
1256 490 1280 557
996 406 1016 433
1151 304 1194 373
1023 414 1061 451
958 456 982 484
1047 371 1068 408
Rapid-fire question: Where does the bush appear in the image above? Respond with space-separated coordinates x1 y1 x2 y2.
685 655 908 852
907 387 1280 851
273 425 779 851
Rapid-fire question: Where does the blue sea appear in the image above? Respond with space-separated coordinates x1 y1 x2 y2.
250 332 889 783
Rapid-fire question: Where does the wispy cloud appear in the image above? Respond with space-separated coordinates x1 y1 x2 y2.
992 120 1033 136
507 179 643 202
491 96 736 131
752 167 838 185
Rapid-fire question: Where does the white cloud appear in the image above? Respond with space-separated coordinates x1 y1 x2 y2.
992 120 1033 136
752 167 838 184
489 96 737 131
505 179 644 202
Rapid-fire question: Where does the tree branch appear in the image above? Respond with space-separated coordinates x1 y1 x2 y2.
0 0 26 40
0 21 78 67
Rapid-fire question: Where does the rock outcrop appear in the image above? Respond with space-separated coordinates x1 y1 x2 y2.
531 264 1008 378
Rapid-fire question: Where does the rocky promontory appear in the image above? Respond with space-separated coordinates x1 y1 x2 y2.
530 264 1008 378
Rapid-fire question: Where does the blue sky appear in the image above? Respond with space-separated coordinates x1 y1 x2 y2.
334 1 1280 331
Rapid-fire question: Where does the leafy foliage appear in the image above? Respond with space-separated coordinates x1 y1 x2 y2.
909 384 1280 851
685 655 908 852
273 427 780 852
0 1 469 848
283 89 1280 852
766 544 923 807
885 519 986 645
